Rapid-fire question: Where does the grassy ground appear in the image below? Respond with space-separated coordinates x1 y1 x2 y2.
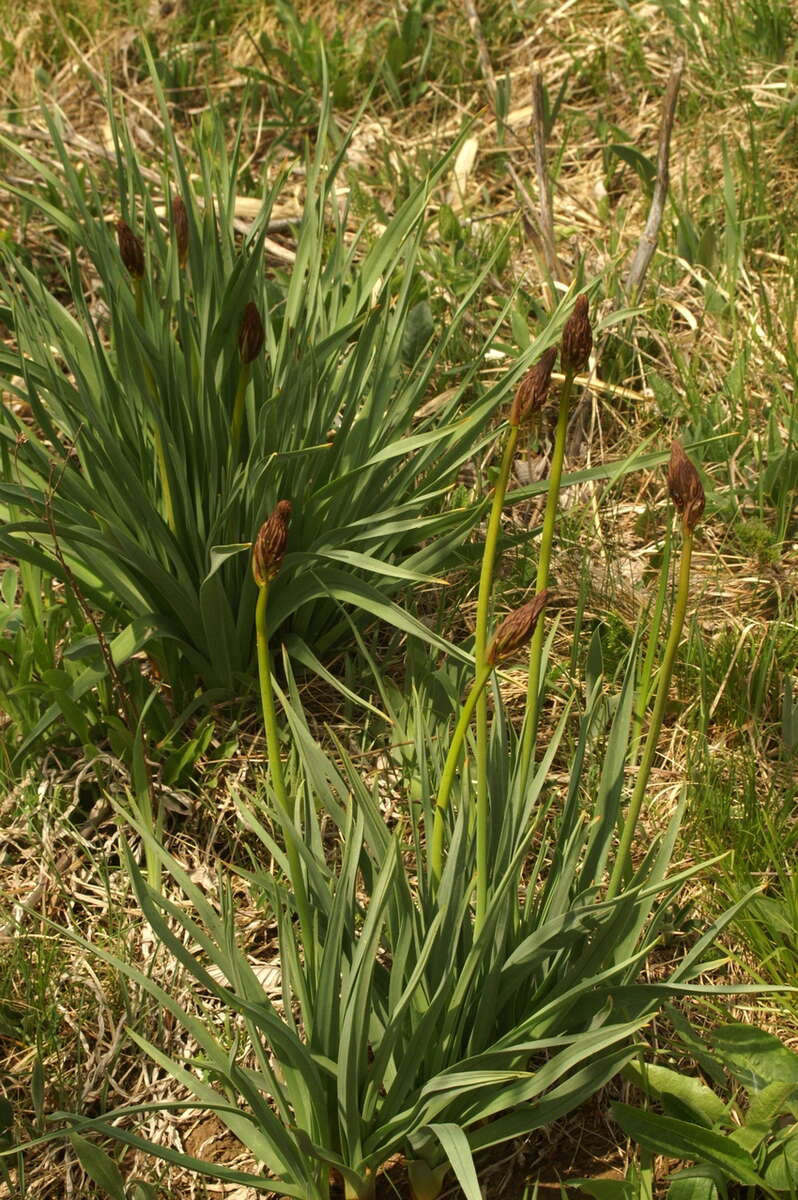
1 0 797 1196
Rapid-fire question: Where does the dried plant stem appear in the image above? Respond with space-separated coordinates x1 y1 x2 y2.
256 582 316 975
474 423 520 931
519 373 573 785
431 661 493 892
607 524 693 900
531 71 560 286
231 362 251 463
460 0 497 97
625 60 684 297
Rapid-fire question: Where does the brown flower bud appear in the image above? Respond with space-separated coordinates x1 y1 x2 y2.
667 440 705 533
172 195 189 268
116 220 144 279
238 301 265 365
486 589 550 665
509 346 558 426
561 294 592 375
252 500 292 586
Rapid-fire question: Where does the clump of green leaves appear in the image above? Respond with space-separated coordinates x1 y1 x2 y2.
602 1008 798 1199
0 62 519 719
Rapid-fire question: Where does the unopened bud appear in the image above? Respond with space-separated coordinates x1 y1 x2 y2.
172 195 189 267
116 220 144 279
667 440 705 533
238 302 265 365
509 346 557 426
561 294 592 375
486 589 550 665
252 500 292 586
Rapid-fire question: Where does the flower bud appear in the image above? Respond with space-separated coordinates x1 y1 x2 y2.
486 589 550 665
561 294 592 375
667 440 705 533
172 195 189 268
116 220 144 280
509 346 557 426
238 301 265 365
252 500 292 586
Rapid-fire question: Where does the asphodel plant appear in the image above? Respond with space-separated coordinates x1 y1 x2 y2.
519 293 593 787
433 588 550 894
472 292 590 929
252 500 316 975
14 412 746 1200
0 61 540 733
607 439 705 900
472 347 556 930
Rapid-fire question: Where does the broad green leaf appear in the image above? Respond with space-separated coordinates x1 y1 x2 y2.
763 1129 798 1192
667 1170 721 1200
69 1134 126 1199
710 1025 798 1090
747 1081 798 1132
610 1103 774 1192
623 1062 728 1128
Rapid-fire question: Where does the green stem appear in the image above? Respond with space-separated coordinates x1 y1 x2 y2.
133 276 144 324
631 523 672 761
430 662 493 892
153 428 176 532
606 524 694 901
474 423 519 932
133 276 175 531
518 372 574 787
256 583 316 976
231 362 251 464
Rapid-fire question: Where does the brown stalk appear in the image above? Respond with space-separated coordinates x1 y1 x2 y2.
625 59 684 297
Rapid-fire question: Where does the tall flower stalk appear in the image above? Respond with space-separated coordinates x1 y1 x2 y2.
253 500 316 975
519 294 593 788
472 348 556 930
432 592 549 893
606 440 705 900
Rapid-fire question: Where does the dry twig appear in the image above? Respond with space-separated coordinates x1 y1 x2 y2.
530 71 561 285
625 59 684 296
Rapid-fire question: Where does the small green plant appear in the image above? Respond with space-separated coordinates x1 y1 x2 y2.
598 1008 798 1199
734 516 780 565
